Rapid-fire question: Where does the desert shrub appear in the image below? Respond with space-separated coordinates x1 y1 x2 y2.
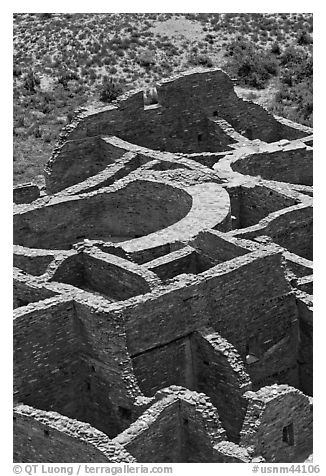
271 42 281 55
13 65 22 77
204 34 214 44
43 132 53 143
99 76 123 102
16 115 25 127
29 125 42 138
273 45 312 126
137 50 155 68
39 13 53 20
297 30 313 46
224 39 278 89
23 69 40 93
88 69 97 81
57 70 79 88
188 53 213 68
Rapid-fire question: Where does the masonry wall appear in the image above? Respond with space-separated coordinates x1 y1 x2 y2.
51 250 156 301
266 207 312 260
83 251 152 300
14 299 85 417
59 151 148 196
296 275 313 294
244 294 299 389
239 184 297 228
124 250 299 390
206 253 294 349
225 185 242 229
180 398 226 462
14 295 148 438
116 400 182 462
14 180 192 249
131 336 193 396
144 247 201 281
296 293 313 396
72 300 148 436
191 331 251 443
13 276 58 308
45 136 124 193
14 406 135 463
284 252 313 279
189 230 250 264
13 250 54 276
14 413 110 463
232 147 312 186
236 205 313 260
240 388 313 462
13 183 40 204
50 253 85 287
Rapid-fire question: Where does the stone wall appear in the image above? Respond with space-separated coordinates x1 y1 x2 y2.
14 293 150 438
45 136 122 193
240 385 313 462
144 246 201 281
72 299 150 436
232 145 312 186
83 250 154 300
13 269 59 308
114 386 228 463
191 329 251 442
132 336 193 395
189 229 250 263
14 298 85 416
14 404 135 463
238 183 298 228
120 248 299 392
114 398 181 462
13 183 40 204
13 247 56 276
296 292 313 396
14 179 192 249
233 204 312 260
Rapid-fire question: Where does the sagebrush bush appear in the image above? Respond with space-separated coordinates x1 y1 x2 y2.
188 53 213 67
224 40 278 89
297 30 312 46
99 77 123 102
23 69 40 93
137 50 155 67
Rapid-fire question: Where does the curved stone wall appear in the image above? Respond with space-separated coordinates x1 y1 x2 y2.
231 144 312 186
13 179 193 250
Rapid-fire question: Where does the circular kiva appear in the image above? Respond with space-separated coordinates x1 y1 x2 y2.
215 143 312 187
13 177 231 251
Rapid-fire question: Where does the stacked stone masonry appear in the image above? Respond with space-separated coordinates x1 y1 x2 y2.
13 68 313 463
